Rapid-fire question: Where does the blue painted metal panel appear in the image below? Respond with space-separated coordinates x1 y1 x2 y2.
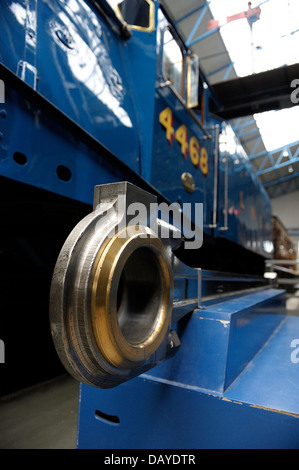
228 314 299 415
0 0 140 172
0 63 163 206
151 92 215 235
145 288 285 392
151 14 215 235
119 26 158 182
77 289 299 449
78 375 299 449
214 121 273 257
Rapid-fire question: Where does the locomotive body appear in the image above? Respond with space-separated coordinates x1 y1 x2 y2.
0 0 272 262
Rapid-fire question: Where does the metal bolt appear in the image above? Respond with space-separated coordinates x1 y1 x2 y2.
56 29 75 49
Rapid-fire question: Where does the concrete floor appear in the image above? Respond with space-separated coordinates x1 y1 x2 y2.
0 375 79 449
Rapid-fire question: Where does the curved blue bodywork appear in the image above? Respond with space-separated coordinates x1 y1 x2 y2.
0 0 273 259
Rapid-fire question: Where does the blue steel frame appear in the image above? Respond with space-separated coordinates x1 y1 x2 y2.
206 61 235 82
265 174 299 198
185 3 211 47
233 116 299 197
252 142 299 177
254 142 299 198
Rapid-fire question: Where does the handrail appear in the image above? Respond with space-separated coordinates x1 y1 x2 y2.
209 124 219 228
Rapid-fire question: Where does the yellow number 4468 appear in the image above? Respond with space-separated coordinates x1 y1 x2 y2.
159 107 208 176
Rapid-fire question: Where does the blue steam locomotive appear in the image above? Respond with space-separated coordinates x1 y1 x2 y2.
1 0 299 449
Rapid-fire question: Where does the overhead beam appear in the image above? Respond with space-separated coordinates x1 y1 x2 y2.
258 156 299 176
249 140 299 161
175 3 209 26
210 63 299 119
185 4 211 47
264 170 299 188
254 143 299 176
264 173 299 201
